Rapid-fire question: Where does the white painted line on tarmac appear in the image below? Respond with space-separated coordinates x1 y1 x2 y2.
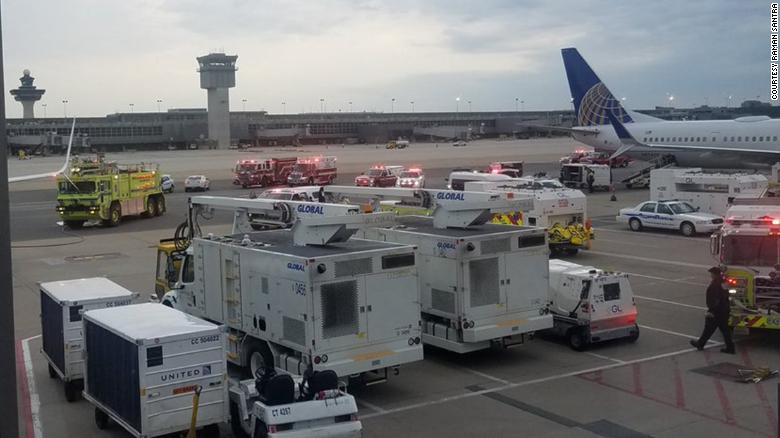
587 250 710 270
461 367 511 385
23 335 43 438
357 398 388 414
638 324 720 345
584 351 626 364
361 346 706 420
634 295 707 311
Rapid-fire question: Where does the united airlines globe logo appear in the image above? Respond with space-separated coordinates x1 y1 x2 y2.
578 82 632 126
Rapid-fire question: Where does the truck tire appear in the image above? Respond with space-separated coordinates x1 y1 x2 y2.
680 222 695 237
567 328 588 351
628 325 640 343
253 422 269 438
246 342 274 378
64 220 84 229
64 381 80 402
102 203 121 227
95 407 110 430
155 196 165 216
308 177 315 185
201 423 221 438
146 197 158 217
230 401 249 438
628 218 642 232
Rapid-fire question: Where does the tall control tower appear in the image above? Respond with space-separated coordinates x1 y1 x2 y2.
10 69 45 119
197 53 237 149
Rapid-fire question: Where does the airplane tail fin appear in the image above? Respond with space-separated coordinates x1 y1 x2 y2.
561 47 633 126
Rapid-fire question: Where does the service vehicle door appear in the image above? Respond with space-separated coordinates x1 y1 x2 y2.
365 270 418 342
421 254 460 319
313 277 368 350
654 203 676 230
202 245 225 322
505 248 548 312
589 278 632 329
464 254 507 320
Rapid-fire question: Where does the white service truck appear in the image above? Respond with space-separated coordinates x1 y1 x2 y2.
650 167 768 217
547 259 639 350
162 196 423 385
465 177 593 255
559 163 611 191
322 186 554 354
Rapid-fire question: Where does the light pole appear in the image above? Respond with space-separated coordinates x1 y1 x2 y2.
520 100 524 112
727 95 733 108
391 98 395 113
410 101 414 112
468 100 472 112
42 103 47 118
348 101 353 112
282 102 286 114
515 97 519 112
62 99 68 117
320 98 325 113
456 97 460 113
129 103 134 113
156 99 163 113
242 98 247 111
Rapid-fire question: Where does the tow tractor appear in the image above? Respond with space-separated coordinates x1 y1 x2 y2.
229 368 361 438
321 186 554 354
56 156 165 228
465 177 593 256
158 194 423 384
711 198 780 331
546 259 639 350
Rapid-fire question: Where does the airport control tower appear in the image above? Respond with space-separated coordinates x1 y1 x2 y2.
10 69 45 119
197 53 237 149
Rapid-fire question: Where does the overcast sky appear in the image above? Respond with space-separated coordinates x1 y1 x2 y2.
1 0 770 117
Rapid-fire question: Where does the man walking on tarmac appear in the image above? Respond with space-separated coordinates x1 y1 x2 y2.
690 267 735 354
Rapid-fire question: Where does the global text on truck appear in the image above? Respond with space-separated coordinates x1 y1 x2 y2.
711 200 780 331
56 156 165 228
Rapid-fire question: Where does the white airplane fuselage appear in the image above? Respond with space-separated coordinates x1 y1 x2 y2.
573 117 780 169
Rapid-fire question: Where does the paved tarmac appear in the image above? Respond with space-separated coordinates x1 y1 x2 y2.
9 139 779 438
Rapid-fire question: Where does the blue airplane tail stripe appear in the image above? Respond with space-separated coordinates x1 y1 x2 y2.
561 48 632 126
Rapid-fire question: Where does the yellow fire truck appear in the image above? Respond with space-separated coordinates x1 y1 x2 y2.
56 157 165 228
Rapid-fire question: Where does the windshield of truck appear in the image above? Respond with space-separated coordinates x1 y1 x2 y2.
58 181 96 194
367 169 384 177
400 171 420 178
238 163 258 171
669 202 696 214
722 234 780 266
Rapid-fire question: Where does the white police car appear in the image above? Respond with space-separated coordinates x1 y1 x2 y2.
616 200 724 236
396 168 425 188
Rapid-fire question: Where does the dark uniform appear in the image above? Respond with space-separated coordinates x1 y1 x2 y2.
691 268 735 353
586 171 595 193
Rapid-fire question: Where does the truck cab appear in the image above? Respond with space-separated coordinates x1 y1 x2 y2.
355 166 403 187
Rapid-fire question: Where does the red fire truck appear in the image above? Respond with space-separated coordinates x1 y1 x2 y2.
287 156 338 186
234 157 297 188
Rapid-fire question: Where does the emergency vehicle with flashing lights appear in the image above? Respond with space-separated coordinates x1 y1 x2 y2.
55 156 165 228
488 161 524 178
711 200 780 331
579 151 631 168
355 165 404 187
617 200 724 237
287 156 338 186
235 157 298 188
546 259 639 350
396 168 425 188
559 149 589 164
465 177 593 256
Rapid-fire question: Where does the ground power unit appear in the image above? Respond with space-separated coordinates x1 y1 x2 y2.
39 277 137 402
361 216 553 353
82 303 228 438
